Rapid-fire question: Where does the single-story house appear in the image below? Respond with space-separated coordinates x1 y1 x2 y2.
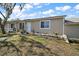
4 16 65 36
65 19 79 38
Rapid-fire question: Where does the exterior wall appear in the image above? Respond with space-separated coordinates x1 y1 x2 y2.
15 21 25 30
65 25 79 38
31 18 64 35
31 20 51 34
52 18 64 35
5 23 10 33
5 21 26 32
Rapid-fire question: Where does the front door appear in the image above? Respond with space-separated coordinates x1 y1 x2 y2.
27 22 31 33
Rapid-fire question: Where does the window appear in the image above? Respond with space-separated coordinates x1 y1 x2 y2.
22 23 24 29
11 24 14 28
41 21 50 28
19 23 21 29
19 23 24 29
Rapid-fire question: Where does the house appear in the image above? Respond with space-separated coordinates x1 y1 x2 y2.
5 15 65 36
64 20 73 24
65 18 79 38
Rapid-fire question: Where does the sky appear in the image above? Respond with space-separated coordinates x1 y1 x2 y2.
0 3 79 22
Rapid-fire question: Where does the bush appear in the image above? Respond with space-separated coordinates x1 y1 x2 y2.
16 29 26 34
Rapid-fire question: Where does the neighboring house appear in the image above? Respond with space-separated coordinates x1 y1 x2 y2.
65 19 79 38
64 20 73 24
4 16 65 35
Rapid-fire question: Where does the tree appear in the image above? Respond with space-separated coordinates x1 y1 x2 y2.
0 3 25 34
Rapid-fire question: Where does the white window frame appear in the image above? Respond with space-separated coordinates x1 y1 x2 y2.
40 20 51 29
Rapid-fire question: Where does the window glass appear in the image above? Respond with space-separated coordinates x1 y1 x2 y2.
11 24 14 28
41 22 44 28
19 23 24 29
41 21 49 28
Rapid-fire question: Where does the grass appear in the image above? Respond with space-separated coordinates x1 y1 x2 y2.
32 35 79 55
0 34 79 55
26 35 48 45
25 35 79 55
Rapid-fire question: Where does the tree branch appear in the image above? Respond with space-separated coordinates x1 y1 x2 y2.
12 3 16 10
3 3 16 25
0 11 6 20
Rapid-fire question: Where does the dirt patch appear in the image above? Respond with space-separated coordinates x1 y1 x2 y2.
0 35 79 56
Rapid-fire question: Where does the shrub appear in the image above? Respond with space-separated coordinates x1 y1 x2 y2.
54 32 59 36
16 29 26 34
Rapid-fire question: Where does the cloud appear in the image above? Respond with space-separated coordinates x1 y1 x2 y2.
34 3 50 8
37 5 42 8
10 4 34 19
14 4 33 13
9 3 53 19
11 12 37 19
12 5 20 14
44 3 50 5
31 3 41 6
66 14 79 18
66 14 76 18
42 9 54 15
56 5 71 11
11 5 21 16
66 14 79 22
30 3 50 9
11 5 21 19
28 13 37 17
31 3 50 6
23 4 33 10
74 4 79 10
30 3 43 8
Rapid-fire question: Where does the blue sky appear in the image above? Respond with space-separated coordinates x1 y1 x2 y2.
0 3 79 22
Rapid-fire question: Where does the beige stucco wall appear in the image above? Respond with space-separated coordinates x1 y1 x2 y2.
31 18 64 35
52 18 64 35
31 20 51 34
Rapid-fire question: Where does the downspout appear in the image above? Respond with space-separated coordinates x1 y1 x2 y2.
62 15 69 43
63 15 66 35
63 17 64 35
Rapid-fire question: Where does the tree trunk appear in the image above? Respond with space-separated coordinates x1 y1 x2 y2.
1 24 6 34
